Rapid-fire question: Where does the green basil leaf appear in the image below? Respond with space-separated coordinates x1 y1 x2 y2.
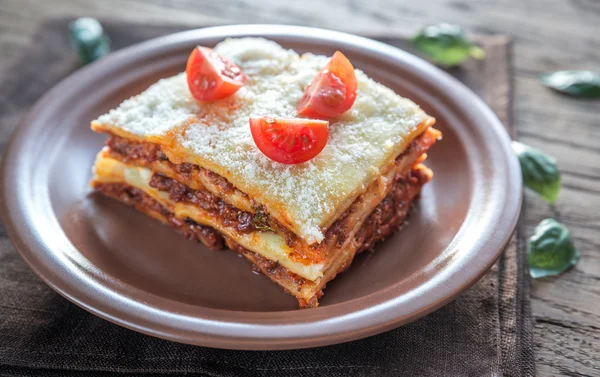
68 18 111 65
410 23 485 67
512 141 561 204
529 218 579 278
540 70 600 98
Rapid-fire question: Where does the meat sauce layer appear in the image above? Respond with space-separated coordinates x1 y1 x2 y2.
94 164 428 307
105 128 438 251
94 183 224 249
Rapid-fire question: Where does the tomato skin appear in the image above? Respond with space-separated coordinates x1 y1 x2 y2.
186 46 247 102
297 51 357 118
249 117 329 164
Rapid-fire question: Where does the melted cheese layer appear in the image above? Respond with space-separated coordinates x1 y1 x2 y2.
92 38 434 244
92 154 325 281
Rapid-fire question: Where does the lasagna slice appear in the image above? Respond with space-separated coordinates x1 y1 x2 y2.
90 38 440 307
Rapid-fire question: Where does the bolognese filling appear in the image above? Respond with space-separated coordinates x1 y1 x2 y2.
93 164 430 307
102 127 439 247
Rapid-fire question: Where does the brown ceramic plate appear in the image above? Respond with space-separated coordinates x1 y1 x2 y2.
0 25 521 350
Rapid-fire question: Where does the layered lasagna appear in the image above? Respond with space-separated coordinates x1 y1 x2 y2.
90 38 440 307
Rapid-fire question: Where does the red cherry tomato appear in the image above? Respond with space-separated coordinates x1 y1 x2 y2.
296 51 357 119
249 117 329 164
186 46 247 102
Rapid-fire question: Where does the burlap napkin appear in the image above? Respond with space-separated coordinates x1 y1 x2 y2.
0 19 534 377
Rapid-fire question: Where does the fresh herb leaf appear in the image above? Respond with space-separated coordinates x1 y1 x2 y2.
512 141 561 204
529 218 579 278
540 70 600 98
252 210 274 232
410 23 485 67
68 18 111 65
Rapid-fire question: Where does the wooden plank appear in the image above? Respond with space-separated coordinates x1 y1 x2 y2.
0 0 598 375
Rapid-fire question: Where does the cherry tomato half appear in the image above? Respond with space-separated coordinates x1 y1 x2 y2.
249 117 329 164
296 51 357 119
186 46 247 102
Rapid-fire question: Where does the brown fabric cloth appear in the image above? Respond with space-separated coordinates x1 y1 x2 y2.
0 19 534 377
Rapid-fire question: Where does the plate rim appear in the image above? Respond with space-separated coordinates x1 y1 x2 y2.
0 24 522 350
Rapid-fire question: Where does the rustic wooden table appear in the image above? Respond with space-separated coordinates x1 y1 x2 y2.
1 0 598 375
